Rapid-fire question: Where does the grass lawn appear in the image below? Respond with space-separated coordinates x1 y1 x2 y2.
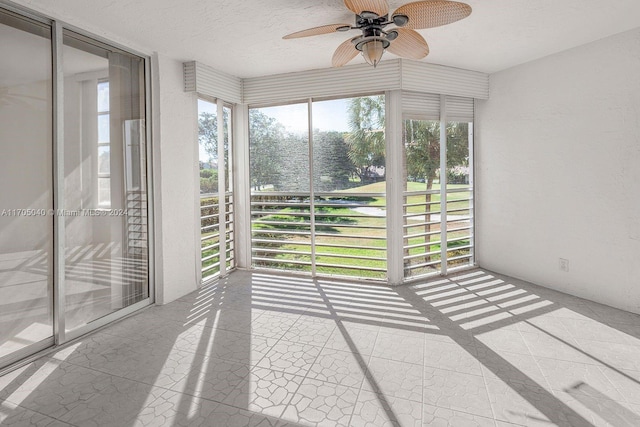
336 181 472 214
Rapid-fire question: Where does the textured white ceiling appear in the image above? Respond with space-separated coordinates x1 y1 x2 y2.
11 0 640 78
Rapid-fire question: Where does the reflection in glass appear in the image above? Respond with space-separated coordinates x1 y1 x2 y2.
97 81 109 112
0 11 54 360
63 31 148 331
249 103 311 272
98 113 110 142
98 145 110 174
250 103 310 193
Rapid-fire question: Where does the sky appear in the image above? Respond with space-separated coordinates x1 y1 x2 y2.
198 98 351 162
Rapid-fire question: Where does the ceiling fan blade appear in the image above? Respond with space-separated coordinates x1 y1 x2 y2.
392 0 471 30
332 38 359 67
344 0 389 18
283 23 352 39
387 28 429 60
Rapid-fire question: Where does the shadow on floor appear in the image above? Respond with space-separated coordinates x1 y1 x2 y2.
1 268 640 426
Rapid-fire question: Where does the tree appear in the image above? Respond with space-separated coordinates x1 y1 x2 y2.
313 130 355 191
403 120 470 266
199 169 218 194
198 110 230 161
248 109 286 190
345 96 386 183
272 132 309 191
198 109 230 193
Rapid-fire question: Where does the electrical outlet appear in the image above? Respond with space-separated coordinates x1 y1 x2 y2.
559 258 569 272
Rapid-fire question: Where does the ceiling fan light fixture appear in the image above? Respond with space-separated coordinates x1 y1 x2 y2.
361 37 385 67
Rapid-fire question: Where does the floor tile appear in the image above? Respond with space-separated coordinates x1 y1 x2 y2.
53 333 201 389
559 318 635 346
424 340 482 376
1 358 169 427
474 329 531 355
519 331 596 365
422 404 496 427
257 340 322 376
536 358 625 403
133 388 222 426
198 402 283 426
198 329 266 364
363 357 423 402
350 390 422 426
222 367 303 418
281 317 337 346
586 304 640 325
599 366 640 405
423 366 493 418
373 331 424 365
0 358 111 418
4 269 640 427
0 401 73 426
476 348 548 390
248 311 300 339
281 378 358 426
307 348 367 388
552 386 640 427
169 357 250 403
485 378 585 426
323 325 379 356
573 339 640 372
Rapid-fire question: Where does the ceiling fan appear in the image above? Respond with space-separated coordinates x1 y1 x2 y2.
283 0 472 68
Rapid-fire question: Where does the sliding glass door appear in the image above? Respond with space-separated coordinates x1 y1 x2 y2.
402 93 475 279
0 10 54 365
198 98 235 282
62 30 149 333
0 6 151 369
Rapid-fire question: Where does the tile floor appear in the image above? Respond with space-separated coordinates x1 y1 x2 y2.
1 269 640 426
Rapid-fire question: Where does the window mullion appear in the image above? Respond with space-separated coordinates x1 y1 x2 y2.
308 98 316 276
439 95 448 275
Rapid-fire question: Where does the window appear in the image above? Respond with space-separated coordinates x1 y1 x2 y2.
249 95 387 279
401 93 475 278
198 98 235 282
97 80 110 207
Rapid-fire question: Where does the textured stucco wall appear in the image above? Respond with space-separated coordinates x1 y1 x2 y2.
152 54 199 304
476 28 640 313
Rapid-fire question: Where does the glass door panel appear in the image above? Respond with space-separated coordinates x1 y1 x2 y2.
445 121 474 269
249 103 311 273
402 119 442 278
0 10 54 363
312 96 387 279
62 31 148 331
198 99 235 282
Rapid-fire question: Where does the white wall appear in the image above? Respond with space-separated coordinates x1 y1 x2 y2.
152 54 199 304
476 28 640 313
